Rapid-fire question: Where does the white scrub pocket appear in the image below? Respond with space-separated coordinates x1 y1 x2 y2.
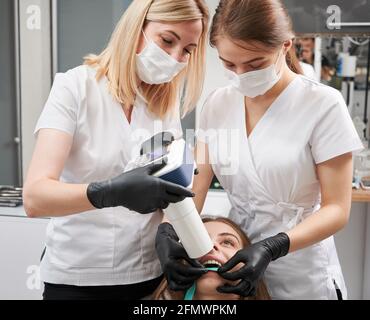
47 209 115 268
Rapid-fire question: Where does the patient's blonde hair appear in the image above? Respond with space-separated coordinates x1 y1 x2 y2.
84 0 209 119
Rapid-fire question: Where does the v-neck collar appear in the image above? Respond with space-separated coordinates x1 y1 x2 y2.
240 75 300 143
102 73 146 131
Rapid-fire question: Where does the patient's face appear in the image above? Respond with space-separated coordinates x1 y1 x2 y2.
196 221 243 299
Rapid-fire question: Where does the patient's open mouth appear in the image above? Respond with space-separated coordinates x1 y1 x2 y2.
202 260 222 268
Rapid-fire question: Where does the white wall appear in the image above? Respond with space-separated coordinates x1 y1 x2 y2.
363 206 370 299
334 203 367 299
196 0 229 127
0 215 48 300
19 0 52 181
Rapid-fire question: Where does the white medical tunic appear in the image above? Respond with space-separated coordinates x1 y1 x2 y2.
35 65 182 286
300 62 317 80
198 75 363 300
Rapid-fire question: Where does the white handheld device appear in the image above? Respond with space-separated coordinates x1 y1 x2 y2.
125 132 213 259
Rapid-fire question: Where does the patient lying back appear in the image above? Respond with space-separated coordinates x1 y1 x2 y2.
152 216 271 300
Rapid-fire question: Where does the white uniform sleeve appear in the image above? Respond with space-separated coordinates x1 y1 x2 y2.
309 92 364 164
34 72 79 136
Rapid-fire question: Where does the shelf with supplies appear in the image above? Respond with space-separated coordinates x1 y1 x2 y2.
0 186 23 208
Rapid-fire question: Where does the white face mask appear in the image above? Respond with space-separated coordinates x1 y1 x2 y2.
136 31 187 85
225 50 284 98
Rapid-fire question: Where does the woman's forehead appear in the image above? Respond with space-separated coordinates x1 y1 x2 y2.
146 20 203 40
215 36 277 62
205 221 242 240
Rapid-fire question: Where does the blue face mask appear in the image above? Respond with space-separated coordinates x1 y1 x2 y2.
184 267 219 300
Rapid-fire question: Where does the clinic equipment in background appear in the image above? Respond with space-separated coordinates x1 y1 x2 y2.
338 52 358 111
0 186 22 208
353 148 370 189
332 38 370 188
125 132 213 259
305 35 370 190
314 36 370 137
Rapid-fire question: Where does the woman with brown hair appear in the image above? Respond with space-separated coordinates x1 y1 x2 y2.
153 217 270 300
156 0 363 299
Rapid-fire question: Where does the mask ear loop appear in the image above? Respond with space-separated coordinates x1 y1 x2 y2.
274 47 286 78
142 30 149 43
183 267 219 300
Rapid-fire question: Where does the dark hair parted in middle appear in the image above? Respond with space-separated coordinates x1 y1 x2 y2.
210 0 303 75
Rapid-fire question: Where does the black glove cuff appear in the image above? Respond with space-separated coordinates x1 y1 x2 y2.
87 181 108 209
264 232 291 261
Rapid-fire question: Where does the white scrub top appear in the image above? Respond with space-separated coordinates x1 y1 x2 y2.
35 65 182 286
300 62 317 80
198 75 363 300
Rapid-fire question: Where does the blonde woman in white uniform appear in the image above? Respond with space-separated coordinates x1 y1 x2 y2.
23 0 209 300
155 0 363 299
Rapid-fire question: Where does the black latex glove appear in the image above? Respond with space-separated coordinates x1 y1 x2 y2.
156 223 208 291
87 161 194 214
217 233 290 297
